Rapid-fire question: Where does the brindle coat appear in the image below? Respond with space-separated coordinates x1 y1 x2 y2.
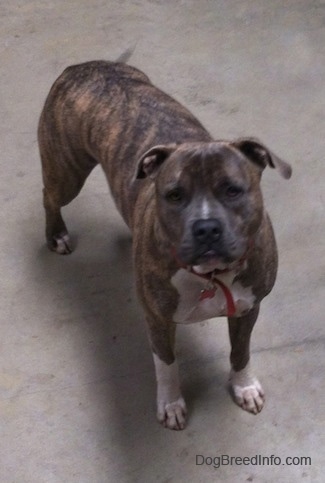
39 61 291 429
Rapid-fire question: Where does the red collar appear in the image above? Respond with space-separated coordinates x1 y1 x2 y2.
171 242 253 318
190 268 237 316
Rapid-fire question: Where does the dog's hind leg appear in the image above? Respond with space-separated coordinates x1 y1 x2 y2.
40 146 97 254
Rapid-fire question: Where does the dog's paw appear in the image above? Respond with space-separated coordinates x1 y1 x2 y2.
48 232 73 255
230 368 265 415
157 397 187 430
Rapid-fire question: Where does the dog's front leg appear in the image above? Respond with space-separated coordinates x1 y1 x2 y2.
147 321 187 430
228 305 265 414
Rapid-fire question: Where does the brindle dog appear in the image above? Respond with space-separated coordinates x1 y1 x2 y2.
39 61 291 429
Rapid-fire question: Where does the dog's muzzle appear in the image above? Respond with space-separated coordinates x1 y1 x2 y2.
191 218 226 262
176 217 247 267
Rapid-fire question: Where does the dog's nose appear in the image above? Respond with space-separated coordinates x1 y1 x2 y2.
192 219 223 243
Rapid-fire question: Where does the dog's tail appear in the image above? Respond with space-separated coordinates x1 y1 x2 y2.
115 45 136 64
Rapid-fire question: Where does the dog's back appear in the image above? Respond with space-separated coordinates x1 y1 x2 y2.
38 61 211 226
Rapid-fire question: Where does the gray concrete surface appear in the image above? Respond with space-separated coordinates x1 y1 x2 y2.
1 1 324 482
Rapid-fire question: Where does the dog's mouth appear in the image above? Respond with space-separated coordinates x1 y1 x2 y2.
197 249 224 261
192 249 235 273
176 241 249 274
174 247 233 273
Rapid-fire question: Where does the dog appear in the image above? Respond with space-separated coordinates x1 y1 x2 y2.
38 60 291 430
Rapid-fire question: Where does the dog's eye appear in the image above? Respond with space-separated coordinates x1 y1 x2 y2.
165 188 184 203
225 185 244 199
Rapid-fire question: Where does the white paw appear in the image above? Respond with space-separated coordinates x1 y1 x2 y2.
49 233 72 255
157 397 187 430
230 367 265 414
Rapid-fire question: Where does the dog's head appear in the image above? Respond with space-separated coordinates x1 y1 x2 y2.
136 138 291 272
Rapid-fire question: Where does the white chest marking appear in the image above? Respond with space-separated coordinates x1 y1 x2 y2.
171 269 255 324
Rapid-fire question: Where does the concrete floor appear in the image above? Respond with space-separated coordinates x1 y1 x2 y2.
1 1 324 482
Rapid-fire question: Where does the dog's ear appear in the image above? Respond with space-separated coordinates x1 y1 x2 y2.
135 144 177 179
233 138 292 179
